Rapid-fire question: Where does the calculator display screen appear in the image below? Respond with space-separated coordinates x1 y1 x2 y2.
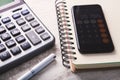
0 0 14 7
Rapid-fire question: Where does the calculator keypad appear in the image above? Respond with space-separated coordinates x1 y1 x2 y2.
73 5 114 53
0 8 52 62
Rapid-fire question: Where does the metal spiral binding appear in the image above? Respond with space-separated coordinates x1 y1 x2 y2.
55 0 76 68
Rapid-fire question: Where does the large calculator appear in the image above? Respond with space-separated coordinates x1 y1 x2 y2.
0 0 55 73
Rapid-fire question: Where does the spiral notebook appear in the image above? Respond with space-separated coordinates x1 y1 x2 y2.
55 0 120 72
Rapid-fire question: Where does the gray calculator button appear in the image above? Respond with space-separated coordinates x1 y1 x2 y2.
0 51 11 61
40 32 50 40
11 46 21 55
26 31 41 45
84 20 90 24
16 18 26 26
35 26 45 34
6 22 15 30
21 24 31 32
1 33 11 41
21 9 30 15
0 26 6 34
0 44 6 52
6 39 16 48
21 42 31 50
16 35 26 43
30 20 39 28
25 14 34 22
12 13 21 19
90 19 96 24
2 17 11 24
11 28 20 36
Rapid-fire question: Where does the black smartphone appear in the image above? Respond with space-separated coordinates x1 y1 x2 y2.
72 4 114 54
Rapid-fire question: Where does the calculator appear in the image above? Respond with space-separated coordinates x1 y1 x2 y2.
0 0 55 73
72 5 114 53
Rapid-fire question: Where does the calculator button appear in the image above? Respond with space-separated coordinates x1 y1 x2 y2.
40 32 50 41
90 14 101 18
2 17 11 24
96 14 102 18
11 28 20 36
100 28 106 33
90 19 96 24
6 39 16 48
98 24 105 28
0 26 6 34
0 51 11 61
80 14 88 19
25 14 34 22
21 42 31 50
85 25 89 29
83 20 89 24
30 20 39 28
21 9 30 15
16 35 26 43
1 33 11 41
0 44 6 52
90 14 97 18
21 24 31 32
6 22 15 30
11 46 21 55
26 31 41 45
101 33 108 38
102 38 110 44
12 13 21 19
16 18 26 26
35 26 45 34
97 19 103 23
